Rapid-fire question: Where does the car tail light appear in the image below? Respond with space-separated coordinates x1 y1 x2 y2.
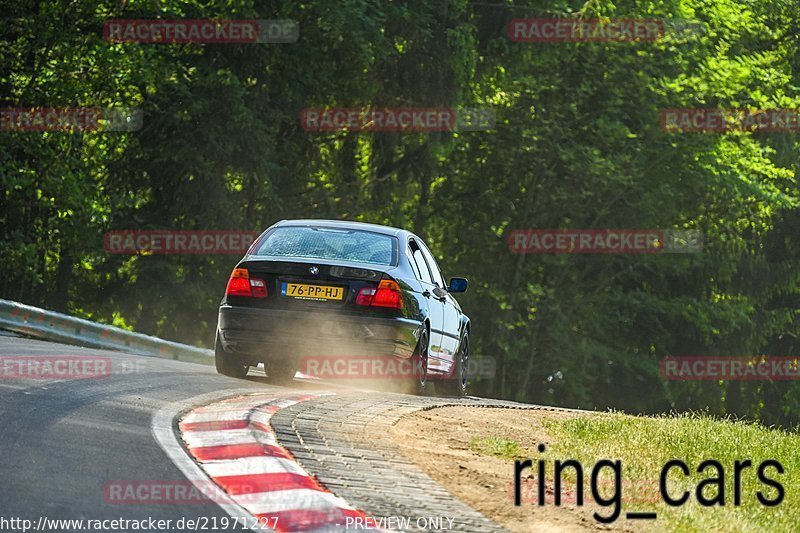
356 279 403 309
226 268 268 298
355 287 375 306
249 278 268 297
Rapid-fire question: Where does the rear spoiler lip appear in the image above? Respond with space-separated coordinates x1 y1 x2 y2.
240 255 398 272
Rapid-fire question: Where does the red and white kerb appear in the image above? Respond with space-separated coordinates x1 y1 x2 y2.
179 393 369 531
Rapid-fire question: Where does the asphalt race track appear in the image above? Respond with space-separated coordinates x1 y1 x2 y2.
0 334 279 530
0 333 563 532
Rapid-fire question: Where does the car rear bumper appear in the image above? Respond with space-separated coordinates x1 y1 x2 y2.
217 304 422 364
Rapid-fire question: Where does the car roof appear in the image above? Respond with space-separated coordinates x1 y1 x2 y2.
274 219 409 238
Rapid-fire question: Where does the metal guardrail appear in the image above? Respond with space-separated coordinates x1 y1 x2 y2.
0 298 213 364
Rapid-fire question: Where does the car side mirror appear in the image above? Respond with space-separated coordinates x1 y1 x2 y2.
448 277 468 293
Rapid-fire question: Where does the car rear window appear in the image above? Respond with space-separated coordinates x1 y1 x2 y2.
254 226 397 266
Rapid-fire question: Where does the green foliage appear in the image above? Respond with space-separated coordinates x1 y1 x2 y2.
1 0 799 426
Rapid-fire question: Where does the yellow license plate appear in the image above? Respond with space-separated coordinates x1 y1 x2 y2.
281 282 344 301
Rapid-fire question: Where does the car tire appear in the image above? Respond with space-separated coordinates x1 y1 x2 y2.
214 336 249 378
440 331 469 397
266 360 296 384
410 329 429 396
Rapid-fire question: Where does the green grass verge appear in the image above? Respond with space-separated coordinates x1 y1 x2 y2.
469 435 531 460
473 412 799 531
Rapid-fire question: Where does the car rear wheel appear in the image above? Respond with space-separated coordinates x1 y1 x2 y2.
265 360 296 384
214 336 249 378
440 331 469 397
410 329 429 396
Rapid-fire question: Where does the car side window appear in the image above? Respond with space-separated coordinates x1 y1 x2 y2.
407 246 423 280
409 241 433 284
418 241 446 288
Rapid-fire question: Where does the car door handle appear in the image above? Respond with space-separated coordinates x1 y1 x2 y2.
422 290 432 298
